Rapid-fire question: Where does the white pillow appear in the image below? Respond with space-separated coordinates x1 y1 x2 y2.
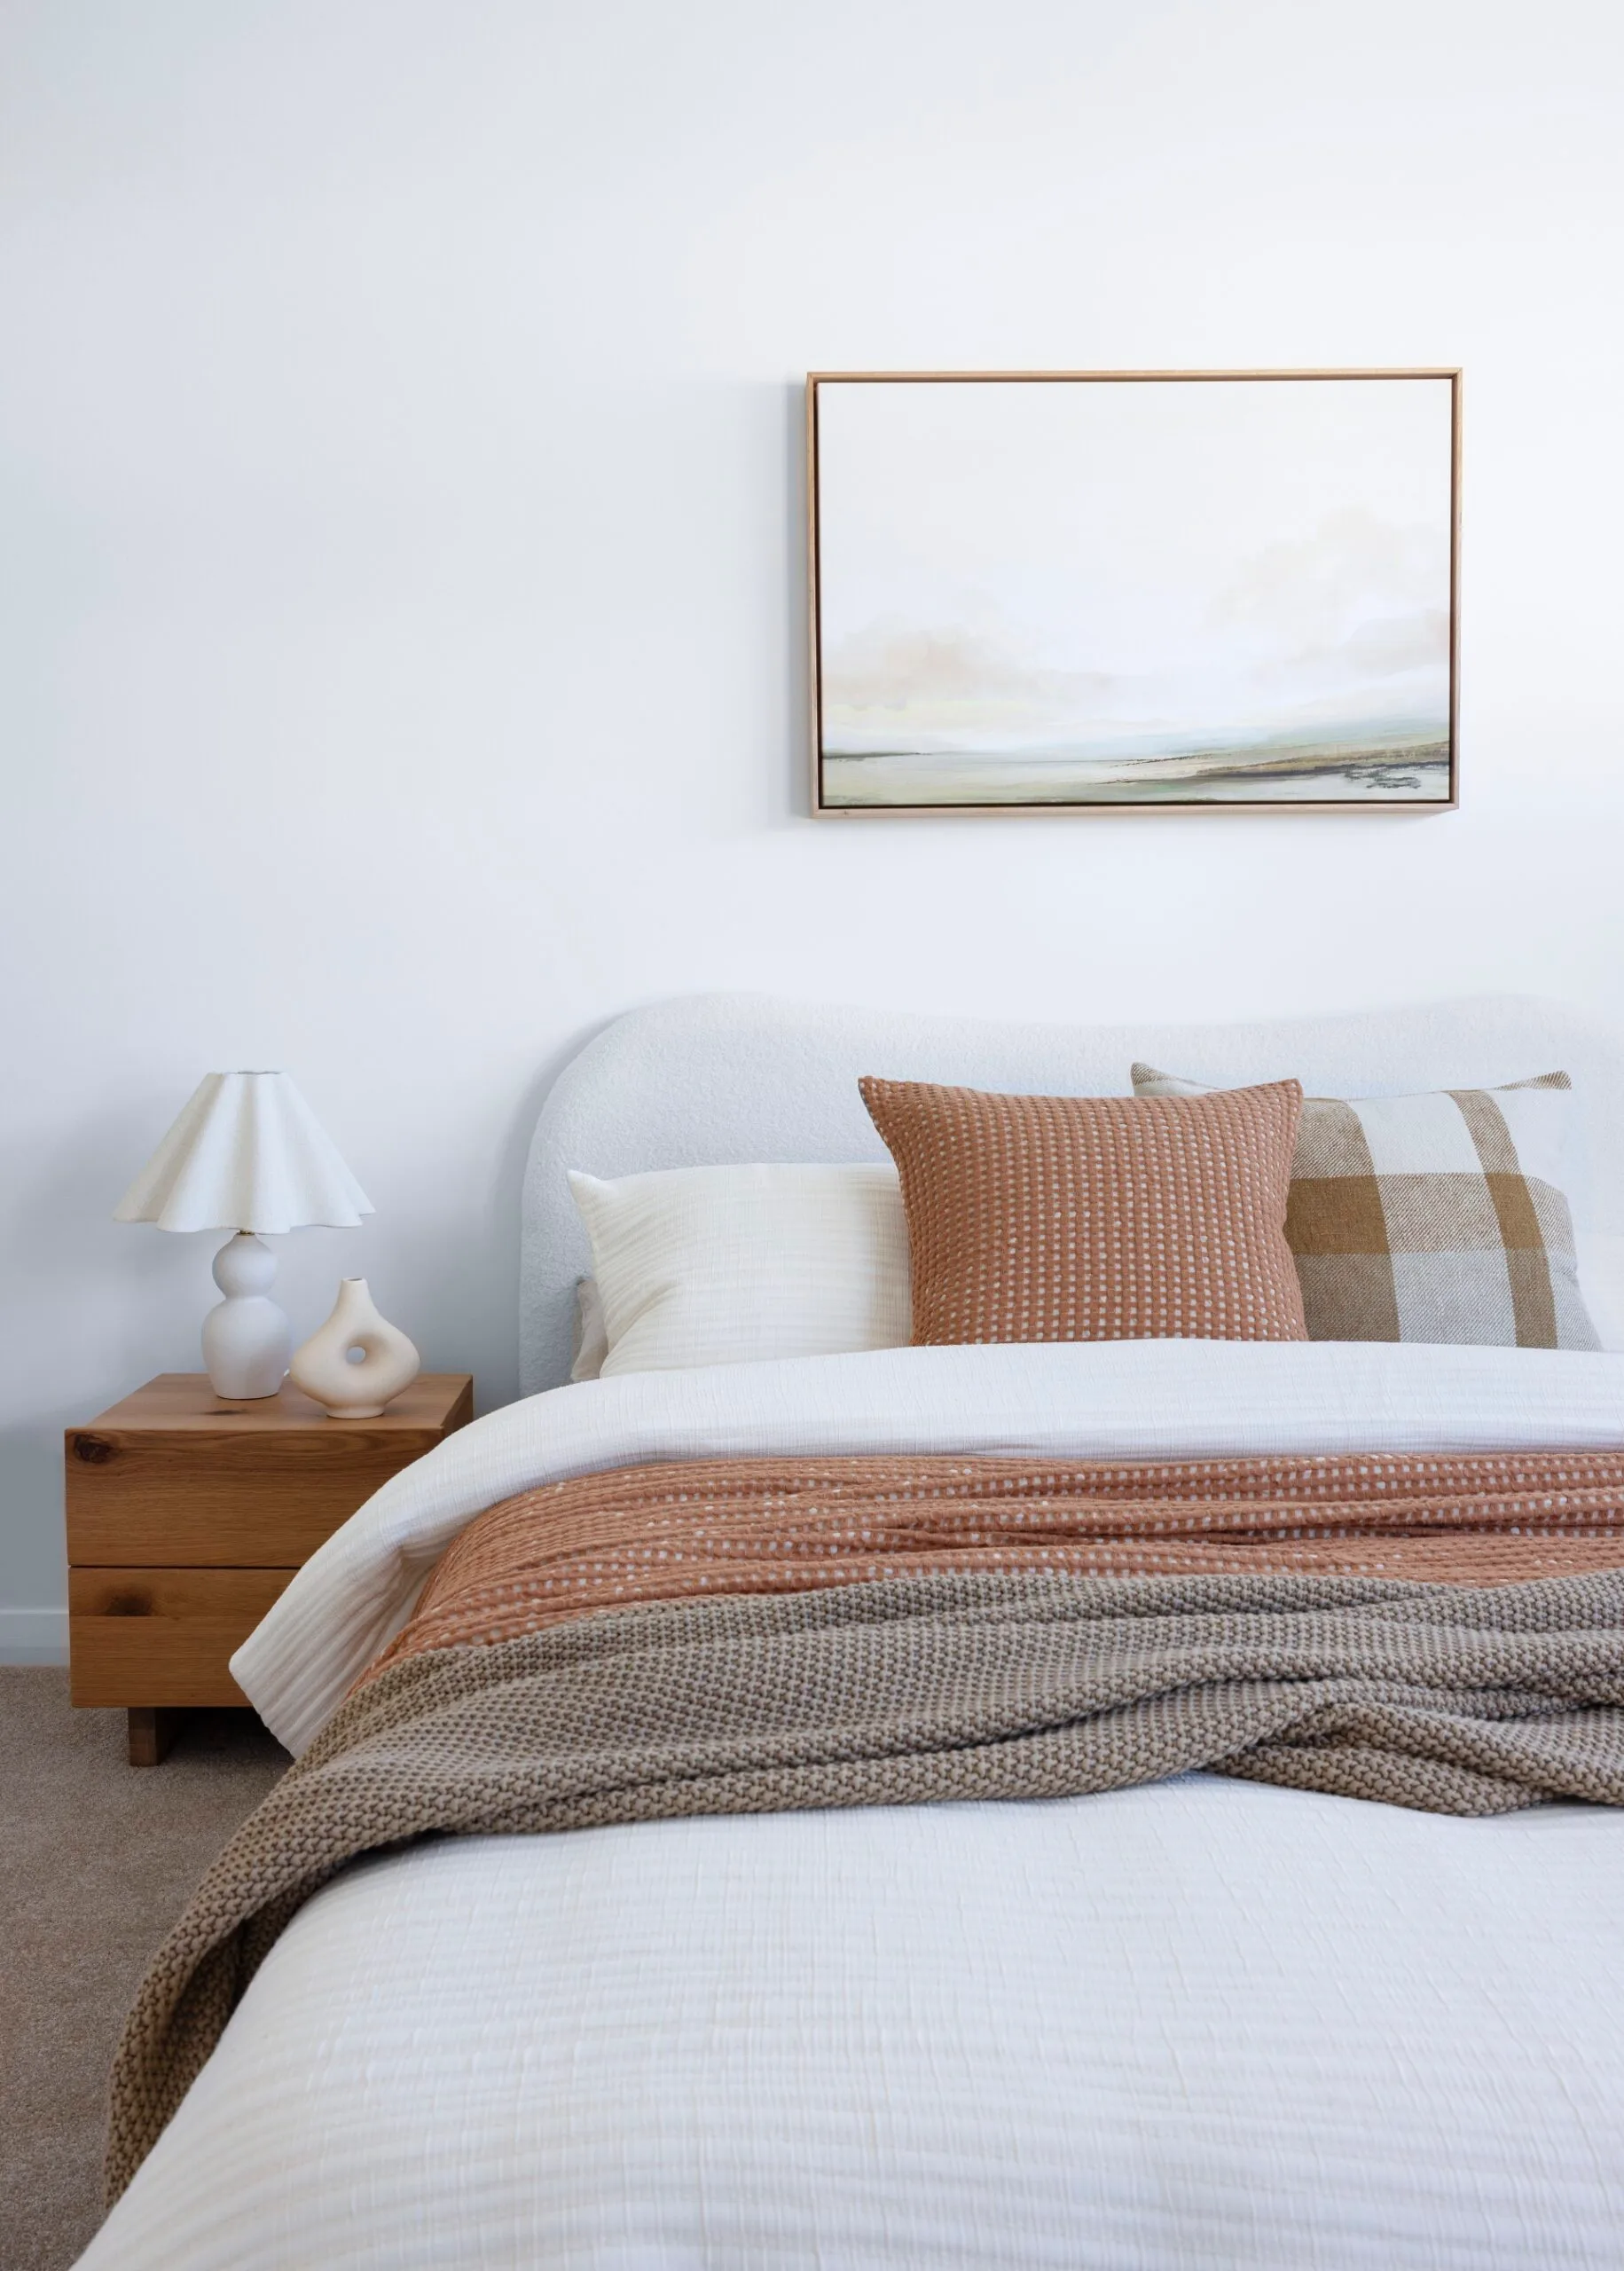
568 1163 913 1378
569 1276 610 1382
1577 1230 1624 1352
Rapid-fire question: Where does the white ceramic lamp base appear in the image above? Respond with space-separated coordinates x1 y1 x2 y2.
200 1231 292 1399
290 1277 420 1418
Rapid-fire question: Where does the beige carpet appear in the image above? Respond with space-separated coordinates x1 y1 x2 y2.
0 1670 286 2270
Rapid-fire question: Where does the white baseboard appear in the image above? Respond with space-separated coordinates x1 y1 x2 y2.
0 1607 69 1665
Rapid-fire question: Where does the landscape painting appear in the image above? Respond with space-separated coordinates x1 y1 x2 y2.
809 371 1459 813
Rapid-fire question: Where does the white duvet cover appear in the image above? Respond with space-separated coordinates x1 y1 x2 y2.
84 1343 1624 2268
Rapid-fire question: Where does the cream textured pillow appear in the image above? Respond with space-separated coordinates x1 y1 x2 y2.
567 1163 911 1378
859 1075 1307 1348
1130 1065 1600 1350
569 1277 610 1382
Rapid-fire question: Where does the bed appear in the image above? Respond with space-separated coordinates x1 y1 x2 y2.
79 992 1624 2269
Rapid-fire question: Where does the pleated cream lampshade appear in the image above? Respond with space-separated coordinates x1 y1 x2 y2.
115 1073 373 1398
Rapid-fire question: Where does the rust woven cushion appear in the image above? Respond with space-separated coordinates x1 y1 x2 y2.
859 1075 1308 1347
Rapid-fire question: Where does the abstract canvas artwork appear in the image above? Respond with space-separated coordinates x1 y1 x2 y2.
808 371 1460 813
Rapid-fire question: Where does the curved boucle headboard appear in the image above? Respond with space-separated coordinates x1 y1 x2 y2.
519 991 1624 1396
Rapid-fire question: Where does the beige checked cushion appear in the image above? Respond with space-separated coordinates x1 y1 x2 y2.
859 1074 1307 1347
1131 1066 1599 1350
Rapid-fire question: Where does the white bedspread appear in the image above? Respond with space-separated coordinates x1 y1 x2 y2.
82 1343 1624 2267
82 1782 1624 2269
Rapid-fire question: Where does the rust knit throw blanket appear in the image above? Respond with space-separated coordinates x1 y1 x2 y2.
107 1450 1624 2202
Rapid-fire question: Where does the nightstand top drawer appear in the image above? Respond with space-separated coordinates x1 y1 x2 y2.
66 1371 474 1567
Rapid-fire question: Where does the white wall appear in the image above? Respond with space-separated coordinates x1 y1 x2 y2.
4 0 1623 1648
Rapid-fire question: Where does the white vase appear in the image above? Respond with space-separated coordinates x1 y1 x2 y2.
290 1277 420 1418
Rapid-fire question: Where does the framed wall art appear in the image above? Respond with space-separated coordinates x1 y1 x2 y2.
806 369 1460 815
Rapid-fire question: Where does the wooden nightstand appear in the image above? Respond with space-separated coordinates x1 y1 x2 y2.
67 1371 474 1764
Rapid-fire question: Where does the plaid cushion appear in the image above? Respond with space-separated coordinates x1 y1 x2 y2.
1130 1066 1598 1350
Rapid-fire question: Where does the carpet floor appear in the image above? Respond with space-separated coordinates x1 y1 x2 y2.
0 1671 286 2270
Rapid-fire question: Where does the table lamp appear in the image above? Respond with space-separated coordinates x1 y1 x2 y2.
114 1071 373 1399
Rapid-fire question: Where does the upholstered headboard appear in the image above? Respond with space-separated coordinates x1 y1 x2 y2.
519 991 1624 1395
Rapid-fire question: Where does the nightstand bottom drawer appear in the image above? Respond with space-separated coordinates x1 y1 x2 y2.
69 1567 296 1706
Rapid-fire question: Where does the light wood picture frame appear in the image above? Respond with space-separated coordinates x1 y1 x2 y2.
807 370 1462 816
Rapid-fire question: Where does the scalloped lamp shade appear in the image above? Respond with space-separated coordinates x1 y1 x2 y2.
114 1072 373 1234
114 1073 373 1400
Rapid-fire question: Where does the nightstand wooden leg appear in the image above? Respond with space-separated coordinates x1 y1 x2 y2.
127 1708 181 1767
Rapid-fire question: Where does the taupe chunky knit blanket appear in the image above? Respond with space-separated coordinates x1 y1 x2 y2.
111 1559 1624 2200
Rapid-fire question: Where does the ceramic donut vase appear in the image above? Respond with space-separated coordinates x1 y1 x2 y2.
289 1277 420 1418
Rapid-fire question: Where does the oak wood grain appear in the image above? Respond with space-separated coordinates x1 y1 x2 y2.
65 1372 473 1566
69 1462 430 1566
66 1371 474 1741
69 1567 296 1706
77 1371 472 1434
